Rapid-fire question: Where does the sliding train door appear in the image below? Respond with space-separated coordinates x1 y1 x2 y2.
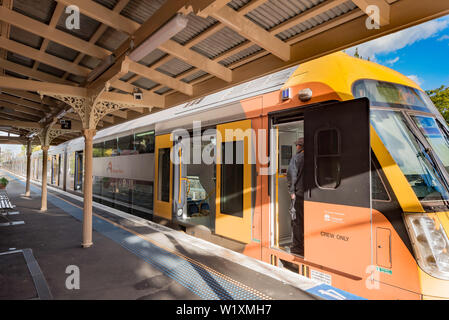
304 98 371 277
154 134 173 220
216 120 253 244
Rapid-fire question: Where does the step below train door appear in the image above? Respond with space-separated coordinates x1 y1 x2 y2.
304 98 371 278
216 120 253 244
154 133 173 220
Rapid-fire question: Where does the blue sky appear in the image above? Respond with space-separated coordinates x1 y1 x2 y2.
346 14 449 91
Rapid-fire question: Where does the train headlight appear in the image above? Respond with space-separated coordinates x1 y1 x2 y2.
405 214 449 280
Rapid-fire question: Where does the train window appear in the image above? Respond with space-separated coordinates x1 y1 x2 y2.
158 148 171 202
315 129 341 189
220 141 244 217
93 142 104 157
118 135 136 156
104 139 118 157
135 131 155 154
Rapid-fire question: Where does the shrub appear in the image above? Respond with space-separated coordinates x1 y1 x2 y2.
0 177 8 186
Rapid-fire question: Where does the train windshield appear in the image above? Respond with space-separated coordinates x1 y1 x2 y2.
370 110 449 202
353 79 434 112
354 79 449 203
411 115 449 173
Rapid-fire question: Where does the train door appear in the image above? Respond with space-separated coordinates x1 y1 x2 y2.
272 120 304 250
173 130 217 231
154 134 173 220
75 151 83 191
215 120 253 244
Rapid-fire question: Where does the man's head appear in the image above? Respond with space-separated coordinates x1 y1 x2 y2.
295 137 304 151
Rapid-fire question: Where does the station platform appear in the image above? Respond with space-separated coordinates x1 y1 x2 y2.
0 169 362 300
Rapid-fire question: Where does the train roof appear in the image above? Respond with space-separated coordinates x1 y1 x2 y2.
282 52 422 100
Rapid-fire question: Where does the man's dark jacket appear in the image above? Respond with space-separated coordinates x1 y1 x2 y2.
287 149 304 196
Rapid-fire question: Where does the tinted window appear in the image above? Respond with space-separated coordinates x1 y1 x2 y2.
135 131 155 154
158 148 170 202
220 141 244 217
353 79 431 113
315 129 341 189
118 135 136 156
104 139 118 157
93 142 104 157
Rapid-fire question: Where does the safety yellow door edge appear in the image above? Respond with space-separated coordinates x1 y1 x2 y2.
275 126 279 248
216 119 252 244
154 133 173 220
371 126 424 213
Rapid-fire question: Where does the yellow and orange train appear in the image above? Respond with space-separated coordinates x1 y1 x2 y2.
9 52 449 299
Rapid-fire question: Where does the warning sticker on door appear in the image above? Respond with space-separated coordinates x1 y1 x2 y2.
310 269 332 285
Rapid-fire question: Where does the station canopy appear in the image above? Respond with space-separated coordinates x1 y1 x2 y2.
0 0 448 145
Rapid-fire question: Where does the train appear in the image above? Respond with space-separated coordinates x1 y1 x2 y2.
5 51 449 300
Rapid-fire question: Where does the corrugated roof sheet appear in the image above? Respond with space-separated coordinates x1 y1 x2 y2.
6 52 34 68
171 13 217 45
12 0 56 24
191 26 247 59
45 41 79 62
131 77 158 90
157 58 193 77
55 10 102 42
37 63 66 78
276 0 357 40
181 70 208 83
79 55 102 70
227 0 253 11
139 49 167 66
244 0 323 30
121 0 165 24
94 27 128 51
9 26 43 50
219 44 263 67
93 0 120 10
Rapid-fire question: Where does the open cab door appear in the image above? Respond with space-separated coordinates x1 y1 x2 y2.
304 98 371 278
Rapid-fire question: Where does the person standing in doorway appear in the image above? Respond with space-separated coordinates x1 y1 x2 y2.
287 137 304 256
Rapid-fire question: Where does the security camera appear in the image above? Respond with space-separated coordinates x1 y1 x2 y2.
133 87 143 101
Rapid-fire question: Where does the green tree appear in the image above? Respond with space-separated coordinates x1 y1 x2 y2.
426 85 449 123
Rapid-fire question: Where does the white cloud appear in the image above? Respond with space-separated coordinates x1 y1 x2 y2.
386 57 399 65
407 75 423 86
347 17 449 60
438 35 449 41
